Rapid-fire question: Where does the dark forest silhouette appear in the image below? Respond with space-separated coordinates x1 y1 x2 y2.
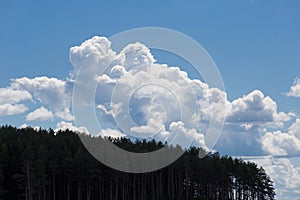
0 125 275 200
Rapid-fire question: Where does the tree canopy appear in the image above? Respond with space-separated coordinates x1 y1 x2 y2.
0 125 275 200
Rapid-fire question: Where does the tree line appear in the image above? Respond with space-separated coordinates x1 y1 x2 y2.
0 125 275 200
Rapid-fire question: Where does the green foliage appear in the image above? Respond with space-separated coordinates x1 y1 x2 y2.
0 125 275 200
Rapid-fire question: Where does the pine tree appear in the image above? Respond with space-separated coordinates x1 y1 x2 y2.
0 126 276 200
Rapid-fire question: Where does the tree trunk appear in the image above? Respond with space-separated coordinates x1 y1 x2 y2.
52 172 56 200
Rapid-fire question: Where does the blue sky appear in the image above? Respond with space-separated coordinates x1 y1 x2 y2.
1 1 300 199
1 0 299 108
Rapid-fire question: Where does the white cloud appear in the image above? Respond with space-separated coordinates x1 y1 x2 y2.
0 36 293 157
166 121 207 150
95 74 117 84
262 131 300 156
71 36 300 156
98 129 126 138
55 121 89 134
26 106 54 121
68 38 227 149
116 42 156 71
19 123 40 130
97 62 227 133
288 118 300 139
110 65 127 78
0 87 32 104
55 107 74 121
95 61 227 149
1 35 297 156
69 36 116 79
130 104 167 138
248 156 300 200
2 35 300 198
227 90 290 125
215 89 293 156
287 77 300 97
0 87 31 117
97 102 123 120
260 118 300 156
10 76 74 121
0 103 28 116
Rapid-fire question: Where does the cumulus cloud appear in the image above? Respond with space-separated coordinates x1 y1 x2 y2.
258 118 300 157
98 129 126 138
69 36 116 79
0 35 296 156
215 89 295 156
262 131 300 156
166 121 207 150
227 90 290 126
26 106 54 121
130 104 167 137
1 34 299 199
100 63 226 132
289 119 300 139
2 35 300 197
94 62 226 149
55 121 90 134
0 103 28 116
215 124 264 156
0 36 294 156
0 87 31 116
115 42 156 71
249 157 300 200
70 36 300 155
287 78 300 97
110 65 127 78
0 76 73 121
0 87 32 104
67 36 229 150
10 76 74 121
19 123 40 130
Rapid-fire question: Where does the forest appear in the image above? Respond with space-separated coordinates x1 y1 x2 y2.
0 125 275 200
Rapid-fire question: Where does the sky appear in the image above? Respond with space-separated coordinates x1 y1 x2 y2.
0 0 300 199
